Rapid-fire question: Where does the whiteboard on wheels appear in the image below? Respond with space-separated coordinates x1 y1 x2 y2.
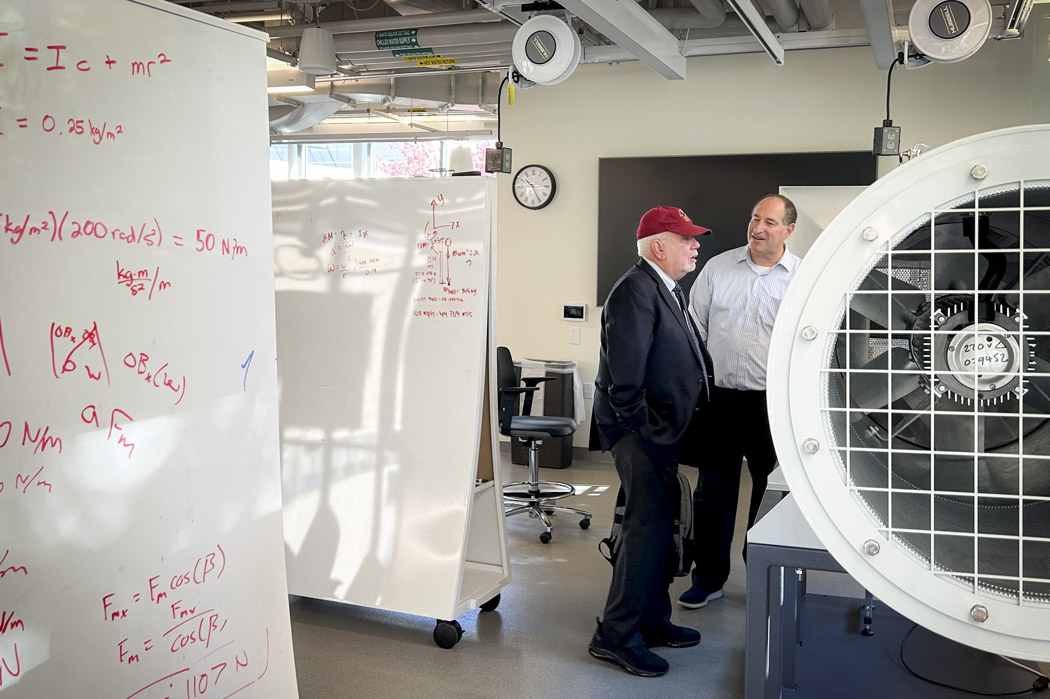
0 1 298 697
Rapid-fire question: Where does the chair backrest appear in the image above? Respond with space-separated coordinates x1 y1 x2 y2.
496 346 516 392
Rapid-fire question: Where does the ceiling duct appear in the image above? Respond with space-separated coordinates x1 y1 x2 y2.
269 95 345 133
769 124 1050 661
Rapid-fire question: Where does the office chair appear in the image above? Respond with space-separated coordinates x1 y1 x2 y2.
496 346 591 544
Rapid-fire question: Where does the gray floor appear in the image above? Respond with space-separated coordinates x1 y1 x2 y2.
289 449 754 699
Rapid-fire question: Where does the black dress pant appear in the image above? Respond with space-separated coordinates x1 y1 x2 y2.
691 386 777 591
600 432 680 649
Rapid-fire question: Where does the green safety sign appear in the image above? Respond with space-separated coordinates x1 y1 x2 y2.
375 29 419 50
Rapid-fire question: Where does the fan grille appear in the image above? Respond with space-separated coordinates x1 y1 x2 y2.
821 180 1050 606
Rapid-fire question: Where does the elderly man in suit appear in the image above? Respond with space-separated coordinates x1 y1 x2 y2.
588 206 715 677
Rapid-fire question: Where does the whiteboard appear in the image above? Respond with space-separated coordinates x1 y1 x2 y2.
0 2 297 697
274 178 497 621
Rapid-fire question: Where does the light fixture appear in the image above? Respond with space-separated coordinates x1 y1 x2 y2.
298 27 336 75
267 69 316 94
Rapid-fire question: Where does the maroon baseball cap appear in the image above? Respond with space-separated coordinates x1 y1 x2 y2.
636 206 712 240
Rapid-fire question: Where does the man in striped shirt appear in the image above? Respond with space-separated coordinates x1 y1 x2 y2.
678 194 800 609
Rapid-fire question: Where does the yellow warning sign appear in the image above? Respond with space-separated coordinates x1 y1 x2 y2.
411 56 458 66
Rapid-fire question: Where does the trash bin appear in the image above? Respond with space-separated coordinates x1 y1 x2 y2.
511 359 580 469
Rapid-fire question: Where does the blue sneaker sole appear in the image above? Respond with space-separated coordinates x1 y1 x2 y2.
678 588 723 609
588 646 668 677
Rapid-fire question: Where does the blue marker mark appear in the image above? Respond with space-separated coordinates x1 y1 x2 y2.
241 350 255 391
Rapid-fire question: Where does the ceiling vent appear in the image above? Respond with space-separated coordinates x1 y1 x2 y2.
770 124 1050 661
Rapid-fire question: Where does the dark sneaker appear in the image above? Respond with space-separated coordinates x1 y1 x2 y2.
644 623 701 648
589 629 669 677
678 585 723 609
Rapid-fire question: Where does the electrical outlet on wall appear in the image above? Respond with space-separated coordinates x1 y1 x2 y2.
583 382 594 399
569 327 581 345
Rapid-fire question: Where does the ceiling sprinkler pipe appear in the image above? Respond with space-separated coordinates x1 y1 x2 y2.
266 9 501 39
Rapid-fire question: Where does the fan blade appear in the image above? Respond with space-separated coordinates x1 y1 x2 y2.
849 346 922 416
933 411 986 453
1022 263 1050 290
935 253 975 291
1024 357 1050 415
852 271 920 329
1019 266 1050 330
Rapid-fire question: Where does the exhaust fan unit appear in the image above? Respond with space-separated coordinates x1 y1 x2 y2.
908 0 993 63
511 15 581 86
769 125 1050 661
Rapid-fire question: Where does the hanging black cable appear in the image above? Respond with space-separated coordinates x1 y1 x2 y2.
898 624 1050 696
496 75 509 146
886 52 903 123
873 52 905 158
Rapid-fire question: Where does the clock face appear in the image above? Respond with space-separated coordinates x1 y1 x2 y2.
513 164 556 210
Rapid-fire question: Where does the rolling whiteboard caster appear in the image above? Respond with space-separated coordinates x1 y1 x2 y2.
480 594 501 612
579 518 591 530
539 531 552 544
433 620 462 649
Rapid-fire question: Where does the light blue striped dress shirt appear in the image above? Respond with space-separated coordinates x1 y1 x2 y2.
688 245 801 391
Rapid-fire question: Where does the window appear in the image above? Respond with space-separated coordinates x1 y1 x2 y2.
269 139 496 181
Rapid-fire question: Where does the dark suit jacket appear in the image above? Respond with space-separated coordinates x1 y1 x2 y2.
590 259 714 452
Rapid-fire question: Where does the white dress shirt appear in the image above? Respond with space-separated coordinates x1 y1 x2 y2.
688 245 800 391
642 256 676 294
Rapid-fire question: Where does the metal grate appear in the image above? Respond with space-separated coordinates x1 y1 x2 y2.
822 181 1050 606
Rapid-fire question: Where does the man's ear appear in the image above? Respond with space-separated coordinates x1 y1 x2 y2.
785 223 796 238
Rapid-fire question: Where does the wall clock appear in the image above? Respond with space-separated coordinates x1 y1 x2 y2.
512 164 556 210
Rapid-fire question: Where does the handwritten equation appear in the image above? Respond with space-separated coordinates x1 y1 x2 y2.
117 261 172 300
0 33 172 139
127 630 271 699
2 209 249 265
323 228 380 277
0 548 29 689
0 306 9 377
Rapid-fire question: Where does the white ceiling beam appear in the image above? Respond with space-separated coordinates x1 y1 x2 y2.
859 0 898 69
581 28 868 63
724 0 785 65
558 0 687 79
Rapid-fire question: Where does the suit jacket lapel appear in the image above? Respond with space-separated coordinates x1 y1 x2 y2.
635 260 702 365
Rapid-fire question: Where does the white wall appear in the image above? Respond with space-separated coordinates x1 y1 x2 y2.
495 36 1044 446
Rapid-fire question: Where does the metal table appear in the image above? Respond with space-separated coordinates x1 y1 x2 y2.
745 493 847 699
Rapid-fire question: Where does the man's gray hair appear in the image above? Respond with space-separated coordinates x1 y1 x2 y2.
637 232 673 259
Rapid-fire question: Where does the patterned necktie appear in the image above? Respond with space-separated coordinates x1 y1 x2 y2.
673 282 710 400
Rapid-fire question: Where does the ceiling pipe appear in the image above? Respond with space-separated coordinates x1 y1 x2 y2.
331 23 517 53
798 0 835 30
648 9 770 31
194 1 279 14
338 42 513 61
764 0 800 29
684 0 727 27
343 54 512 72
265 9 502 39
